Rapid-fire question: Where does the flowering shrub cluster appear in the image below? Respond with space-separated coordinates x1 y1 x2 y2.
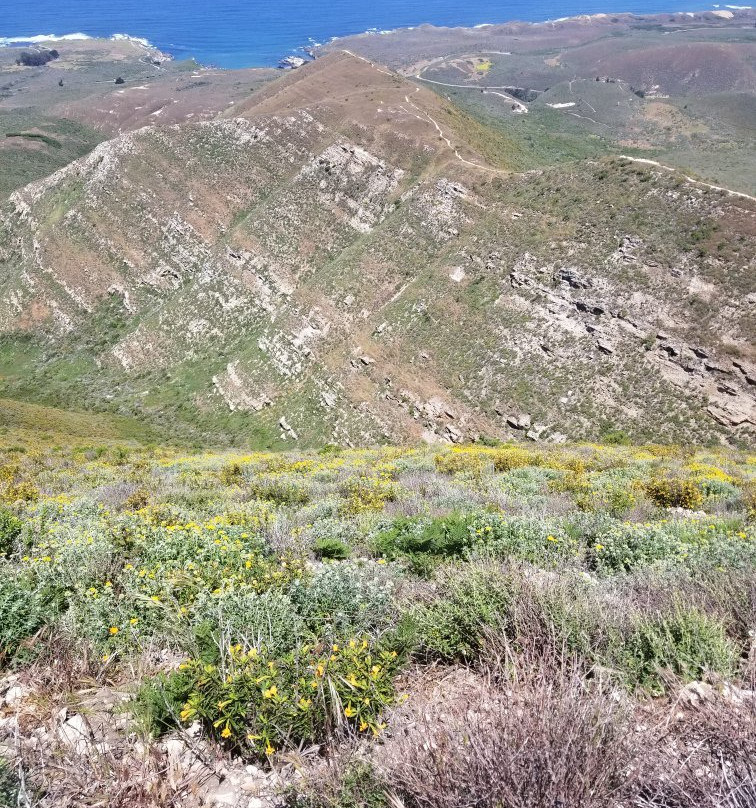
177 639 401 756
0 436 753 772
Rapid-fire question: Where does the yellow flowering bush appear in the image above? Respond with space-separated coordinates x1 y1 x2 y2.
248 475 311 505
685 462 733 485
176 638 402 757
434 448 490 475
492 447 543 472
644 477 703 510
339 475 398 515
222 502 275 528
0 463 20 485
218 461 245 486
745 482 756 521
2 480 39 504
549 471 592 497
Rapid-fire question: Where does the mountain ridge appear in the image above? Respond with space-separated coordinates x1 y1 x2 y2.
0 50 754 448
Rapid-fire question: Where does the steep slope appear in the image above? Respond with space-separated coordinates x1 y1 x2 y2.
0 52 754 448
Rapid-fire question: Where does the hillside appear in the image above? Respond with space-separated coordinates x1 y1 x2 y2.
0 22 755 808
320 9 756 195
0 37 276 197
0 49 754 448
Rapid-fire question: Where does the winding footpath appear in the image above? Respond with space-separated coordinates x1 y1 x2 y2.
400 91 506 173
618 156 756 203
337 49 755 200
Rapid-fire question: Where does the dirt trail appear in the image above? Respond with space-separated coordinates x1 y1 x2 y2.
413 74 529 112
335 50 507 174
401 93 506 174
482 89 528 113
618 155 756 203
340 49 394 76
336 51 756 201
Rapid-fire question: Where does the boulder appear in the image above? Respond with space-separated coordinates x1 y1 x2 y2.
507 413 531 430
575 300 605 316
509 271 533 288
596 339 614 355
704 359 731 374
445 423 463 443
279 56 307 70
707 402 753 427
679 680 756 708
679 680 716 707
558 266 592 289
526 423 547 441
733 360 756 385
279 417 298 440
205 782 240 806
660 343 679 358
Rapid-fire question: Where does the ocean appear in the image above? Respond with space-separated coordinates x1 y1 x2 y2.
0 1 744 68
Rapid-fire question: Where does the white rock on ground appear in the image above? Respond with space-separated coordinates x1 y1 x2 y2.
57 714 93 755
2 685 27 708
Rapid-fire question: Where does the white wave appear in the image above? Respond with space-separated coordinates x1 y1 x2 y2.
0 31 154 49
0 32 92 45
725 5 752 8
110 33 153 47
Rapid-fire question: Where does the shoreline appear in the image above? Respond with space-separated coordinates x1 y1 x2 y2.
1 6 753 69
0 32 153 49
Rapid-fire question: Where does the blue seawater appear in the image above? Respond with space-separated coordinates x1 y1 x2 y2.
0 1 732 68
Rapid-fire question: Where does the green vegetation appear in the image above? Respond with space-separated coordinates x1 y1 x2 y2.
5 132 62 148
174 638 400 755
0 434 754 803
0 758 20 808
0 62 752 453
312 536 351 560
0 111 103 197
619 606 738 694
